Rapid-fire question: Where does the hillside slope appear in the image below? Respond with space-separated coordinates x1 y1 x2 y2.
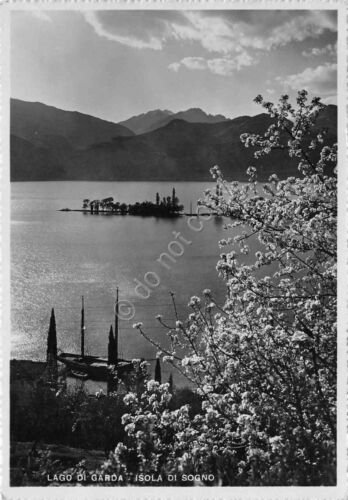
11 100 337 182
11 99 134 150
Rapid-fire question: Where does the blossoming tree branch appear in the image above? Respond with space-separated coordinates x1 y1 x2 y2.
104 91 337 486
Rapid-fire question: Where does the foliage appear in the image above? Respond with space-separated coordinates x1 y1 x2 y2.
11 382 128 453
11 359 203 485
82 189 184 216
107 91 337 485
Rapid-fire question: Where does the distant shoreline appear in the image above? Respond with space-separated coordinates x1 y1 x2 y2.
10 179 220 183
58 210 216 217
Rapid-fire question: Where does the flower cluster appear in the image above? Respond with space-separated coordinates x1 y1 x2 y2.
106 91 336 486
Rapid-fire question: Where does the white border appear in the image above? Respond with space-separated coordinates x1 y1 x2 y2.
1 2 347 499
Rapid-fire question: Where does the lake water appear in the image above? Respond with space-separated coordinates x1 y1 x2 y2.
11 181 239 384
11 181 263 387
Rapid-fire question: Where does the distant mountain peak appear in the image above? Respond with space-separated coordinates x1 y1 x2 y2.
174 108 228 122
118 109 174 135
127 109 173 118
119 107 229 135
178 107 223 115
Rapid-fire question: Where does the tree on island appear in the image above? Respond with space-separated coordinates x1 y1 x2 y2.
101 197 114 211
120 203 128 215
102 91 337 486
82 190 183 216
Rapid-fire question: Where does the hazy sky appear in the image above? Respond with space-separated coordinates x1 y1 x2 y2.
11 10 337 122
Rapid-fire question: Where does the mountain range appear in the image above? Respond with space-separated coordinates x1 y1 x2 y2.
118 108 229 135
10 98 337 182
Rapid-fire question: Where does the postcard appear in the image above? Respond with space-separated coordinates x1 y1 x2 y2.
1 2 346 498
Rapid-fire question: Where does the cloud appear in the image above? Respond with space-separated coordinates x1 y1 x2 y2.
253 11 336 50
170 12 238 55
168 62 181 72
174 57 207 71
169 52 254 76
322 95 337 105
31 11 52 23
82 10 336 55
171 11 337 55
302 42 337 57
277 62 337 96
81 10 337 77
83 12 163 50
207 53 254 75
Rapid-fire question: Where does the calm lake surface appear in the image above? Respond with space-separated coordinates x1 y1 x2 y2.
11 181 250 385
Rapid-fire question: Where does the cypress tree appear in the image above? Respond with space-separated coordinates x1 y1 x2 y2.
47 308 57 360
46 308 58 386
107 325 119 394
155 357 162 384
108 325 117 365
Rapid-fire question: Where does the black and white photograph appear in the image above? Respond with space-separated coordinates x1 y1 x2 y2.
2 3 346 496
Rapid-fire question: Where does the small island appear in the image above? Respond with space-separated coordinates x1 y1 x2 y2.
81 188 184 217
